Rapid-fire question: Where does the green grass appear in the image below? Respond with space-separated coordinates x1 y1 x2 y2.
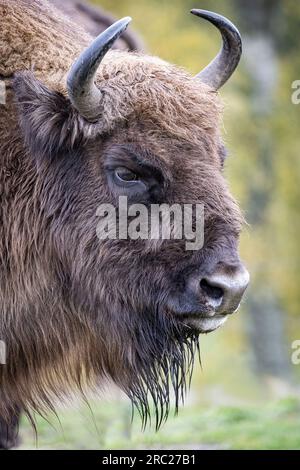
19 396 300 450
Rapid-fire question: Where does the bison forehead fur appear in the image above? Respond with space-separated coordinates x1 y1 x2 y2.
0 0 245 429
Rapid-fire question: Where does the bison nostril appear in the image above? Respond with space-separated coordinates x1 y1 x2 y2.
200 278 224 301
201 265 250 314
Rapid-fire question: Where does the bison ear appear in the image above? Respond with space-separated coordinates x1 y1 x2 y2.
13 71 87 159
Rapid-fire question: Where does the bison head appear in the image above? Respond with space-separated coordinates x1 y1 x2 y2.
9 9 249 426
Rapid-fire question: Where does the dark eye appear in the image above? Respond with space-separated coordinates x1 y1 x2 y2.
115 167 138 183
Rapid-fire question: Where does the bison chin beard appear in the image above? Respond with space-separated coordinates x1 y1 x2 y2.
106 307 200 430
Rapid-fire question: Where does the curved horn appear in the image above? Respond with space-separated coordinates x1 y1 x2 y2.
67 17 132 122
191 9 242 90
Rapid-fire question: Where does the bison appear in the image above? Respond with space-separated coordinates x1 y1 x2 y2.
0 0 249 449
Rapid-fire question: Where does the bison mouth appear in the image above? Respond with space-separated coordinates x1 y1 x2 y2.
172 311 228 333
164 300 229 334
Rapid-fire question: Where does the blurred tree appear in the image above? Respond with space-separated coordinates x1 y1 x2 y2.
231 0 297 388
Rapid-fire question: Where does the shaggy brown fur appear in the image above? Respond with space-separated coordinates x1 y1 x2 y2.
0 0 244 444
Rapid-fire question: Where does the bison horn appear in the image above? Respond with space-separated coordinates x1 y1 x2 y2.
67 17 132 122
191 9 242 90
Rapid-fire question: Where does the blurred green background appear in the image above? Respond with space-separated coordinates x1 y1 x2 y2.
20 0 300 449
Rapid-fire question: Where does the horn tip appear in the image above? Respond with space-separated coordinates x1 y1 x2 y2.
122 16 132 25
190 9 241 37
190 9 211 16
190 9 224 22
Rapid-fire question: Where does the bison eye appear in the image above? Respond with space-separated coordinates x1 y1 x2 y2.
115 167 138 183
